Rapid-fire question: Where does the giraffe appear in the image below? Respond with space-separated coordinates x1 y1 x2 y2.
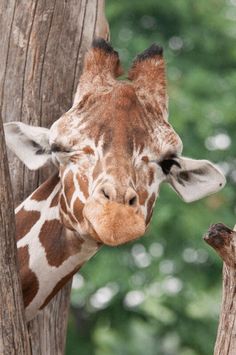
4 38 225 322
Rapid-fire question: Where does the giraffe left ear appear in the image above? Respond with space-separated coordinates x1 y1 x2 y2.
167 157 226 202
4 122 52 170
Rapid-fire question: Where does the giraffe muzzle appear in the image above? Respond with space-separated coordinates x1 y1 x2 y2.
83 199 146 246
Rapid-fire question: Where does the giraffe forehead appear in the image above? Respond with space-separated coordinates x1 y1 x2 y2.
50 83 181 155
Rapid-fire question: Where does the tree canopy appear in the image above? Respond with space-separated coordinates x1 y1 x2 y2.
66 1 236 354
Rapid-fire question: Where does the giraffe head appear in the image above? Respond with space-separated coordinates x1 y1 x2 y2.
5 39 225 246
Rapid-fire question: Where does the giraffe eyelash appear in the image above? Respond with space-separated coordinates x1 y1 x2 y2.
51 144 71 153
159 158 181 175
51 144 95 156
148 154 181 175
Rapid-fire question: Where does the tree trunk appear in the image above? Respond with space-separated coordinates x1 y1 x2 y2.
0 114 30 354
0 0 109 354
204 223 236 355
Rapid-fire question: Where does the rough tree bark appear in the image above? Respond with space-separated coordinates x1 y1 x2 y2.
204 223 236 355
0 114 30 354
0 0 109 354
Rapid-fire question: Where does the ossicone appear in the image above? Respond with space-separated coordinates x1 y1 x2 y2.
132 43 163 66
92 38 118 56
73 38 124 105
128 43 168 121
82 37 123 79
128 42 164 81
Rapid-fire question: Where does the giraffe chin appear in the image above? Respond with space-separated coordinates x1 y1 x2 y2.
83 200 146 246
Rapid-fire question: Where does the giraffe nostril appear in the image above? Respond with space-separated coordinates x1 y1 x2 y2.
125 188 138 207
101 189 110 200
99 185 138 206
129 196 137 206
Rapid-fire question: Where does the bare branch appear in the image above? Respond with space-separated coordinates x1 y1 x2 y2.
204 223 236 355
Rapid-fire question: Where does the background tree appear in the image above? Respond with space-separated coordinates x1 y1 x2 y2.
66 1 236 355
0 0 108 353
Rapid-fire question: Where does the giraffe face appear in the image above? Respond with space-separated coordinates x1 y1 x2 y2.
4 39 225 246
49 83 182 245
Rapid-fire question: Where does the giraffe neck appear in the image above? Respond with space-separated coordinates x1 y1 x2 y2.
16 173 99 321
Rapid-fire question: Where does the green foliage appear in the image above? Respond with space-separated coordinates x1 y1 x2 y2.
66 1 236 354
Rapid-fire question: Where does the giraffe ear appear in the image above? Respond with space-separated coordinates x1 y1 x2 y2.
4 122 52 170
167 157 226 202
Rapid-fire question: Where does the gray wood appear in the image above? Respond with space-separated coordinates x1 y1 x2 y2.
0 115 30 354
0 0 109 353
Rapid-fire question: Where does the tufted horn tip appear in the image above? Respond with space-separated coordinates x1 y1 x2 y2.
80 37 123 79
92 37 118 56
127 43 167 121
134 43 163 63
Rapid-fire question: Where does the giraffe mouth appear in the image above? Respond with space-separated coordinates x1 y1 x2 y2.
83 200 146 246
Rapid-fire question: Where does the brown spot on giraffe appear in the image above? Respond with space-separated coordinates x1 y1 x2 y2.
146 192 156 225
137 188 148 206
39 220 83 267
63 170 75 205
148 168 155 186
83 146 94 155
50 191 60 207
31 174 60 201
18 246 39 307
73 198 85 223
76 173 89 198
16 208 40 241
60 194 68 215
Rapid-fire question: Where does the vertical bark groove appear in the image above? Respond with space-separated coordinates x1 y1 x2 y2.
71 0 88 96
0 0 16 106
20 1 38 121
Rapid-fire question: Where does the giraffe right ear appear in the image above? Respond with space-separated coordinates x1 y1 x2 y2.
4 122 52 170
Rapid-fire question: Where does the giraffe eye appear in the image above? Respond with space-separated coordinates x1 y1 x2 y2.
160 158 181 175
51 144 71 153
